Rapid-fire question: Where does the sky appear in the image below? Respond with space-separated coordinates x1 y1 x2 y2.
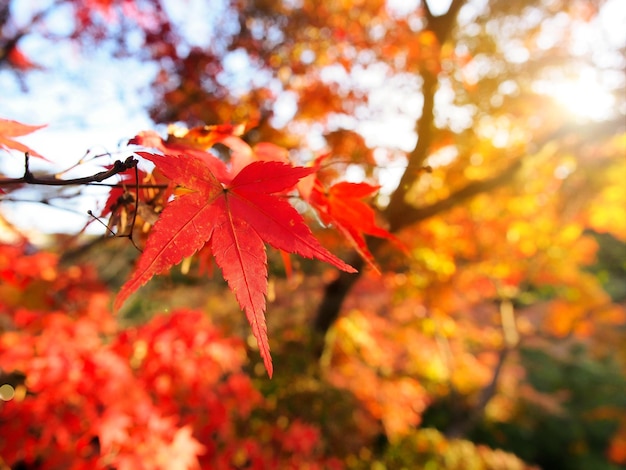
0 1 157 240
0 0 252 242
1 0 625 242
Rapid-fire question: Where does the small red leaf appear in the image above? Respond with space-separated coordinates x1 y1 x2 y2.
308 179 404 272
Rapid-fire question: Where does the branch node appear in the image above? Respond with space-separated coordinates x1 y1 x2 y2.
23 152 34 183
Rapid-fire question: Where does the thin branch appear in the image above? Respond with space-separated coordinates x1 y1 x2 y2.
87 182 169 189
444 297 519 438
86 210 118 237
444 345 510 438
55 148 115 177
500 298 520 348
0 196 93 217
387 158 522 232
126 163 142 250
385 116 625 232
0 154 138 187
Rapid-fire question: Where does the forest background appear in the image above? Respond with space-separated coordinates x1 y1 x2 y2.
0 0 625 468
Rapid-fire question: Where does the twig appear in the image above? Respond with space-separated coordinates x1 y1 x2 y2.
86 182 169 189
86 210 118 237
127 163 142 251
0 196 91 216
0 153 138 187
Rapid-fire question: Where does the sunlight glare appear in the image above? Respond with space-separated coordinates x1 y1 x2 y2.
544 70 616 121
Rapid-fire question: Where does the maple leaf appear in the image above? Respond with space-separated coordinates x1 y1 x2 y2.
0 118 46 159
308 179 404 273
98 411 131 453
129 129 231 182
115 153 356 377
129 125 290 182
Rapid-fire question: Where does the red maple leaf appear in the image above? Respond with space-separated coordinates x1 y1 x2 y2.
308 179 404 273
0 118 46 159
115 153 356 377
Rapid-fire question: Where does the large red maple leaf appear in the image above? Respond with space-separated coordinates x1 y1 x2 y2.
115 153 356 377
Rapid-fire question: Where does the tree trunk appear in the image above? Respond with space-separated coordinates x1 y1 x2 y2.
311 0 470 346
313 254 365 335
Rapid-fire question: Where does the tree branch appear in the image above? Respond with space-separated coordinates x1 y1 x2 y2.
387 158 522 232
384 0 467 231
0 154 138 187
386 116 625 232
385 70 438 215
444 346 510 439
311 115 626 342
313 254 366 336
425 0 467 43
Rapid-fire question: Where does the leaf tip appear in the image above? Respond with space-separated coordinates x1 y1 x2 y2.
112 290 129 313
256 330 274 378
265 358 274 379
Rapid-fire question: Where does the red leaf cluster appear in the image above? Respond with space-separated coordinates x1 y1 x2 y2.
0 242 341 469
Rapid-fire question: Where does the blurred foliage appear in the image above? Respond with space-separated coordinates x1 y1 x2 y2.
371 427 536 470
586 232 626 303
470 345 626 470
1 0 626 468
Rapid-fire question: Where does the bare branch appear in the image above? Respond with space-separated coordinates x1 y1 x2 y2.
0 154 138 187
387 158 522 232
445 346 510 439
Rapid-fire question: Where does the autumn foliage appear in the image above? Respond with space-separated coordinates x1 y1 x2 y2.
0 242 344 469
1 0 626 469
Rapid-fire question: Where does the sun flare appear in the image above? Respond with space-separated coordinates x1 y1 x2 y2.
545 71 616 121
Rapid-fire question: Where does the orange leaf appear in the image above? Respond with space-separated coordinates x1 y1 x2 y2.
0 118 46 159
